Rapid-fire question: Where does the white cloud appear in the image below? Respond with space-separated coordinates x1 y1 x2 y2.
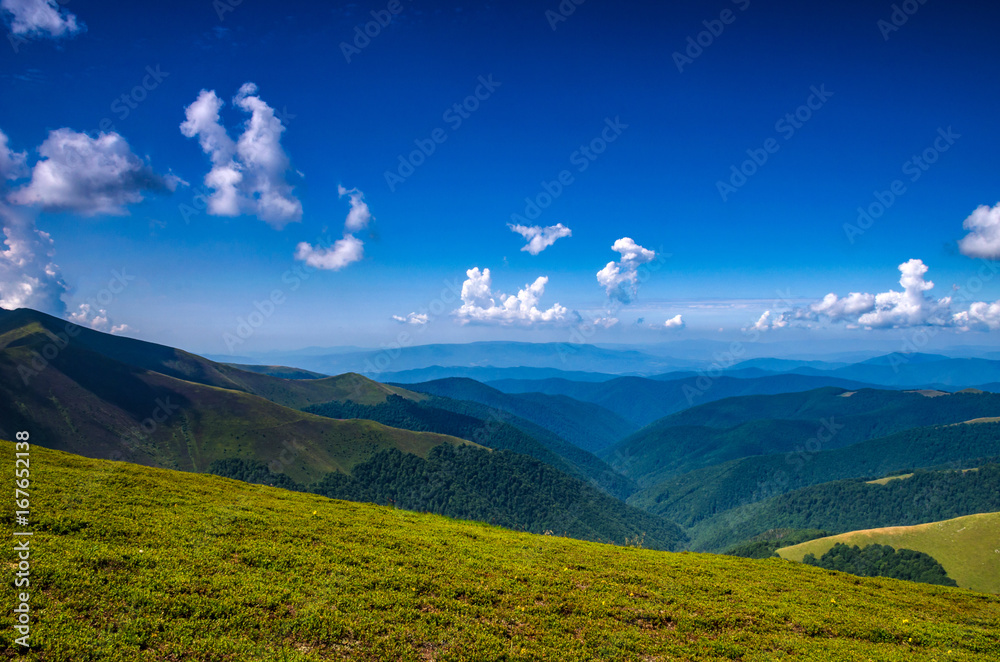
0 203 67 314
953 302 1000 331
596 237 656 303
855 259 951 328
590 316 619 329
181 84 302 228
663 314 685 329
294 235 363 271
294 185 373 271
1 0 82 38
67 302 108 330
748 260 957 332
957 203 1000 259
749 310 789 332
0 129 27 182
809 292 876 322
338 185 372 232
454 267 568 326
392 312 429 326
110 323 132 335
8 129 173 216
508 222 572 255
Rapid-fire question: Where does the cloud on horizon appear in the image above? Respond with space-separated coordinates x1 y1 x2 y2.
454 267 568 325
746 259 1000 332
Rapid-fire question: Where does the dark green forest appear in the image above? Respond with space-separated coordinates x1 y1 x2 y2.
803 543 957 587
209 444 686 551
305 395 635 499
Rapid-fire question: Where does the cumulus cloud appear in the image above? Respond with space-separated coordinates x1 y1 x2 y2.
294 185 373 271
66 303 132 334
0 203 67 314
749 310 789 332
508 222 572 255
809 291 876 322
295 235 363 271
747 259 962 332
957 203 1000 259
392 312 429 326
181 84 302 228
8 129 174 216
596 237 657 303
338 185 372 232
0 130 27 182
453 267 568 326
1 0 83 38
663 314 685 329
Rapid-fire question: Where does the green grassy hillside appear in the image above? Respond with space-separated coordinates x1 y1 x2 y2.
778 513 1000 594
3 442 1000 660
0 333 471 484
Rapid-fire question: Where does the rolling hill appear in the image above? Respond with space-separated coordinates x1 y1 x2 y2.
304 393 637 500
0 308 426 410
399 377 637 454
488 374 882 427
778 512 1000 594
604 387 1000 486
3 441 998 660
0 325 475 484
689 463 1000 552
628 419 1000 529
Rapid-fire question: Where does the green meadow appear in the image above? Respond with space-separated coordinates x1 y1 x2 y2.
2 441 999 661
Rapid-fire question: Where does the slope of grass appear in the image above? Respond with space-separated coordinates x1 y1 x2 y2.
778 513 1000 594
3 441 1000 660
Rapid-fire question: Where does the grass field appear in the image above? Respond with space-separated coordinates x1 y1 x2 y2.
777 513 1000 594
3 441 1000 661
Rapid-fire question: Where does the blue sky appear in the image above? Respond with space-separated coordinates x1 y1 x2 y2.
1 0 999 355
